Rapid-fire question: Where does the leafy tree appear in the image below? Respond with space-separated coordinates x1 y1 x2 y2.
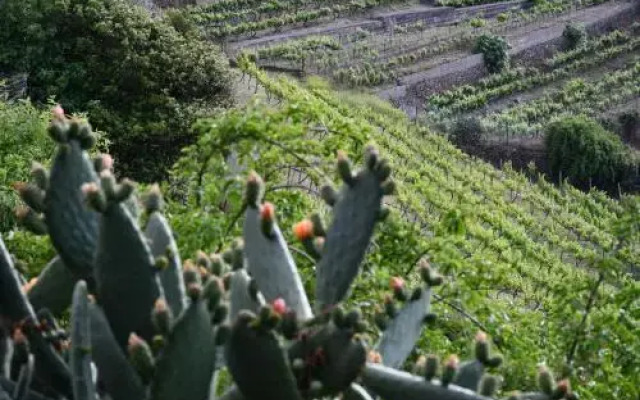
0 0 234 182
449 116 485 147
563 23 587 50
545 116 637 193
474 34 510 74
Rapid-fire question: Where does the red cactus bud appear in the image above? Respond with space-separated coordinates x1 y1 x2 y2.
390 277 404 291
260 202 275 221
154 298 168 313
293 219 314 241
368 350 383 364
13 328 26 344
272 298 287 315
183 260 196 271
101 154 114 170
557 379 570 394
476 331 488 343
445 354 459 369
22 277 38 294
51 105 65 120
81 182 100 196
187 283 202 300
128 333 144 350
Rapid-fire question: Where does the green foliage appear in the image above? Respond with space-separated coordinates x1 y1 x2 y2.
449 116 484 147
563 23 587 50
469 18 486 28
496 13 509 23
545 116 637 192
0 100 53 232
0 0 234 182
474 35 510 74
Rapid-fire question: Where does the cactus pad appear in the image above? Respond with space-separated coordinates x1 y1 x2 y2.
315 146 393 311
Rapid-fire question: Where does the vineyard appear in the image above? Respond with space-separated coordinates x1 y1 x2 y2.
0 0 639 399
174 55 640 398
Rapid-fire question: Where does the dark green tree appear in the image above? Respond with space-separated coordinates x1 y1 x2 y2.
474 35 509 74
0 0 234 182
562 23 587 50
545 116 637 193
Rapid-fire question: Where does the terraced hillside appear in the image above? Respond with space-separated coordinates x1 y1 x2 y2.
184 56 639 398
424 24 640 138
160 0 640 396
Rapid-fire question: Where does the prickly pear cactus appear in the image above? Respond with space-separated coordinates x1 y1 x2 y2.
374 262 443 369
242 174 313 320
14 108 100 286
143 184 187 317
85 170 163 349
0 112 585 400
313 146 394 312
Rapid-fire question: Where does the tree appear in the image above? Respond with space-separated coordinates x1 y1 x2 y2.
562 23 587 50
544 116 637 193
0 0 234 182
474 34 510 74
449 116 485 148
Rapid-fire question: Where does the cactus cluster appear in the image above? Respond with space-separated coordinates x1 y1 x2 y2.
0 108 581 400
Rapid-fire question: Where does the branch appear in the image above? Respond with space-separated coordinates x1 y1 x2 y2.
432 294 503 351
566 272 605 366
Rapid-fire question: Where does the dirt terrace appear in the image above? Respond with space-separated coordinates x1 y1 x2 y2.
377 0 639 118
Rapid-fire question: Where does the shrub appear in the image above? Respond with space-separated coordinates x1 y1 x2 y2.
474 34 510 74
450 116 485 147
563 23 587 50
0 100 54 232
545 116 637 192
0 0 234 182
496 13 509 23
469 17 486 28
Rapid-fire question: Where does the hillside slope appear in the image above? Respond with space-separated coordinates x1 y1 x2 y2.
206 58 640 398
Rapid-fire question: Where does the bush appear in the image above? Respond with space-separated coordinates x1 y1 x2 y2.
0 0 234 182
469 17 486 28
0 100 54 232
449 116 484 147
563 23 587 50
474 34 510 74
545 116 637 192
0 100 109 233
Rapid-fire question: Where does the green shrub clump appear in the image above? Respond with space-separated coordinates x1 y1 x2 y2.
0 0 234 182
545 116 637 193
0 100 54 232
449 116 484 147
474 34 510 74
563 23 587 50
